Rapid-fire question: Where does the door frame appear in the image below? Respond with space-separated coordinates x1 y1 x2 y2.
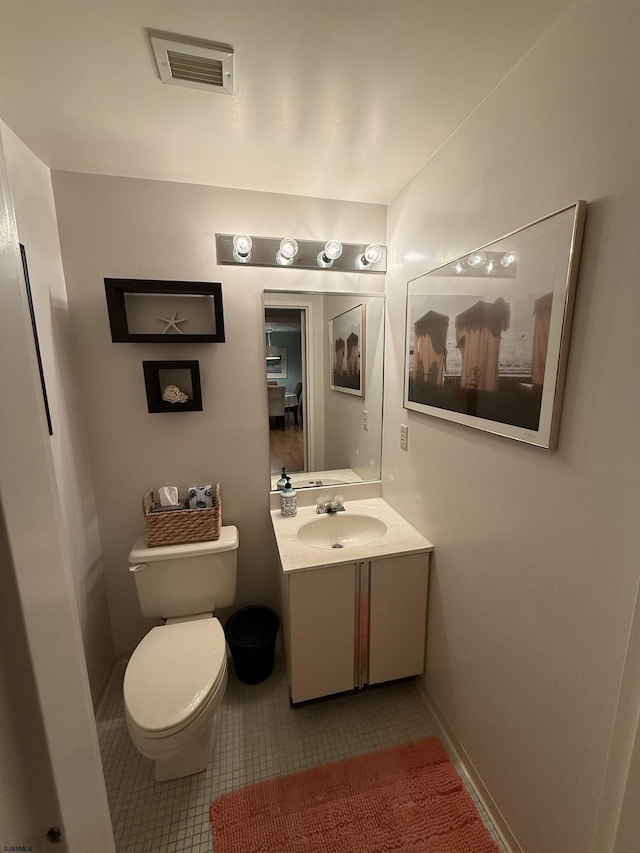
263 293 316 474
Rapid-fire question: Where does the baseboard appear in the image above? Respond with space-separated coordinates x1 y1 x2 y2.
92 657 117 714
417 680 523 853
93 654 129 716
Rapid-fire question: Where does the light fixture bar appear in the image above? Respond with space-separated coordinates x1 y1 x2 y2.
216 234 387 273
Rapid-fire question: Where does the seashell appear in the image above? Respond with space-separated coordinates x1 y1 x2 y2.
162 384 189 404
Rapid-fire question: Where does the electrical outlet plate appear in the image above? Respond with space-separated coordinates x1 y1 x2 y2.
400 423 408 450
363 410 369 431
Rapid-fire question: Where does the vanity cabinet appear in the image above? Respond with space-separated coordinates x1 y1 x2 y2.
281 553 429 704
368 554 429 685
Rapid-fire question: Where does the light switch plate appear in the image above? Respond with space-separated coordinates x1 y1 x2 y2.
363 410 369 431
400 423 408 451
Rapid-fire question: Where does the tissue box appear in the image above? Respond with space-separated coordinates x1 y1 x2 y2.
142 484 221 547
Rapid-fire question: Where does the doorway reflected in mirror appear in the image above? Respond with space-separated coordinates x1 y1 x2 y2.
265 307 305 476
264 291 385 492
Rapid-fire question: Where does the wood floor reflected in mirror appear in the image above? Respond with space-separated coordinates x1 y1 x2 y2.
270 420 304 476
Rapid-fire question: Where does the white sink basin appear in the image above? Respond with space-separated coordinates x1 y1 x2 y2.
297 513 388 550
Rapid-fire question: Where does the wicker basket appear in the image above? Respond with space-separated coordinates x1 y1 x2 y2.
142 483 221 547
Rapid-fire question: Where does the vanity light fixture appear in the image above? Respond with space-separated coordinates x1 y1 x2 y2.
276 237 298 266
232 232 252 263
356 244 383 269
450 250 518 278
215 234 386 272
317 239 343 268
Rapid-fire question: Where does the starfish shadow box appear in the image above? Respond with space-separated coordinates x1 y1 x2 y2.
104 279 225 343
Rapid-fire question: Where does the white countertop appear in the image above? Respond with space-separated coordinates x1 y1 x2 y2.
270 467 364 491
270 497 434 573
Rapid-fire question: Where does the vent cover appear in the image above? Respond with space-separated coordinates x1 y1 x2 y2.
149 30 234 94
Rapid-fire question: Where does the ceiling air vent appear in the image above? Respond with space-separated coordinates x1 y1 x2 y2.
148 30 234 94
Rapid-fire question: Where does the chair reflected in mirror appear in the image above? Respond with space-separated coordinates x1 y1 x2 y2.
294 382 302 425
268 385 286 430
285 382 302 427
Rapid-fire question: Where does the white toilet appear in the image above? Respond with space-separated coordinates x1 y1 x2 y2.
123 526 239 781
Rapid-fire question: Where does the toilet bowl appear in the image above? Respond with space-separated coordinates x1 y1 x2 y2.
124 527 238 780
124 616 228 780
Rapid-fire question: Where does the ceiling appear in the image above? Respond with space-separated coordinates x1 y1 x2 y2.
0 0 568 205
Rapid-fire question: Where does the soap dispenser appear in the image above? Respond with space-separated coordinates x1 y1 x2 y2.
280 476 297 517
276 467 288 491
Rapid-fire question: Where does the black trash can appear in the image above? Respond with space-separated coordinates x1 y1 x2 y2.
225 606 280 685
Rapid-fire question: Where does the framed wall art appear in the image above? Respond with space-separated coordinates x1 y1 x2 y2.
329 304 365 396
267 348 288 380
403 201 586 449
105 279 225 343
20 244 53 435
142 360 203 413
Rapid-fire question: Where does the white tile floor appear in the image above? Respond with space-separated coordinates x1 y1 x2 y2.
96 648 509 852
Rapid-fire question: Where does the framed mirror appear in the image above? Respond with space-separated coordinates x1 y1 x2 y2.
263 290 385 491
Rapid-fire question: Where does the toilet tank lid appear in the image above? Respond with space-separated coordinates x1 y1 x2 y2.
130 525 238 562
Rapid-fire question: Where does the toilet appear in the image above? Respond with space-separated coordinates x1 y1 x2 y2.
123 525 239 781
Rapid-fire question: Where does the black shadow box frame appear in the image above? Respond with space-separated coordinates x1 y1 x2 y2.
143 360 203 413
105 279 225 343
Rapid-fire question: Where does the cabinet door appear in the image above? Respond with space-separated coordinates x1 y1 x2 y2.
287 564 356 703
368 553 429 685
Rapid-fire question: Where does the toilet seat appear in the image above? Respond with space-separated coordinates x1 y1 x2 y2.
124 617 226 737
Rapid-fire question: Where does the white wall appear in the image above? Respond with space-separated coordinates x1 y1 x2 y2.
382 3 640 852
0 508 62 851
50 171 386 655
0 132 115 853
1 123 114 699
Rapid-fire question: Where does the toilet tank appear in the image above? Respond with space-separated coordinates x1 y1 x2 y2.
129 526 238 618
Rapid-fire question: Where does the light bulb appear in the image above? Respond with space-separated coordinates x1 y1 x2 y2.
364 244 382 264
467 250 487 269
356 243 383 269
276 236 298 266
317 239 343 268
232 232 252 262
452 261 466 274
501 250 520 268
324 240 343 260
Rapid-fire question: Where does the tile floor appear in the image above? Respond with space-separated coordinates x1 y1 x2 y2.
96 648 509 852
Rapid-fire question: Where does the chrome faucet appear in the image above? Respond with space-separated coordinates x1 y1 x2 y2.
316 495 345 514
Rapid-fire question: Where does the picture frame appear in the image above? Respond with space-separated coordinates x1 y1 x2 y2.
403 201 586 449
329 304 365 397
142 360 203 413
20 244 53 435
267 348 288 380
105 279 225 343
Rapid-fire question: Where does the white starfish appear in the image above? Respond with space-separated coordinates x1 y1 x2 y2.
157 310 188 334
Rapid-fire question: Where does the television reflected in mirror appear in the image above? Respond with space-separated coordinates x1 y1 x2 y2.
263 290 385 491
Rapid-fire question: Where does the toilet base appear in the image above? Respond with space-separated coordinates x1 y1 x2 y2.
153 713 219 782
